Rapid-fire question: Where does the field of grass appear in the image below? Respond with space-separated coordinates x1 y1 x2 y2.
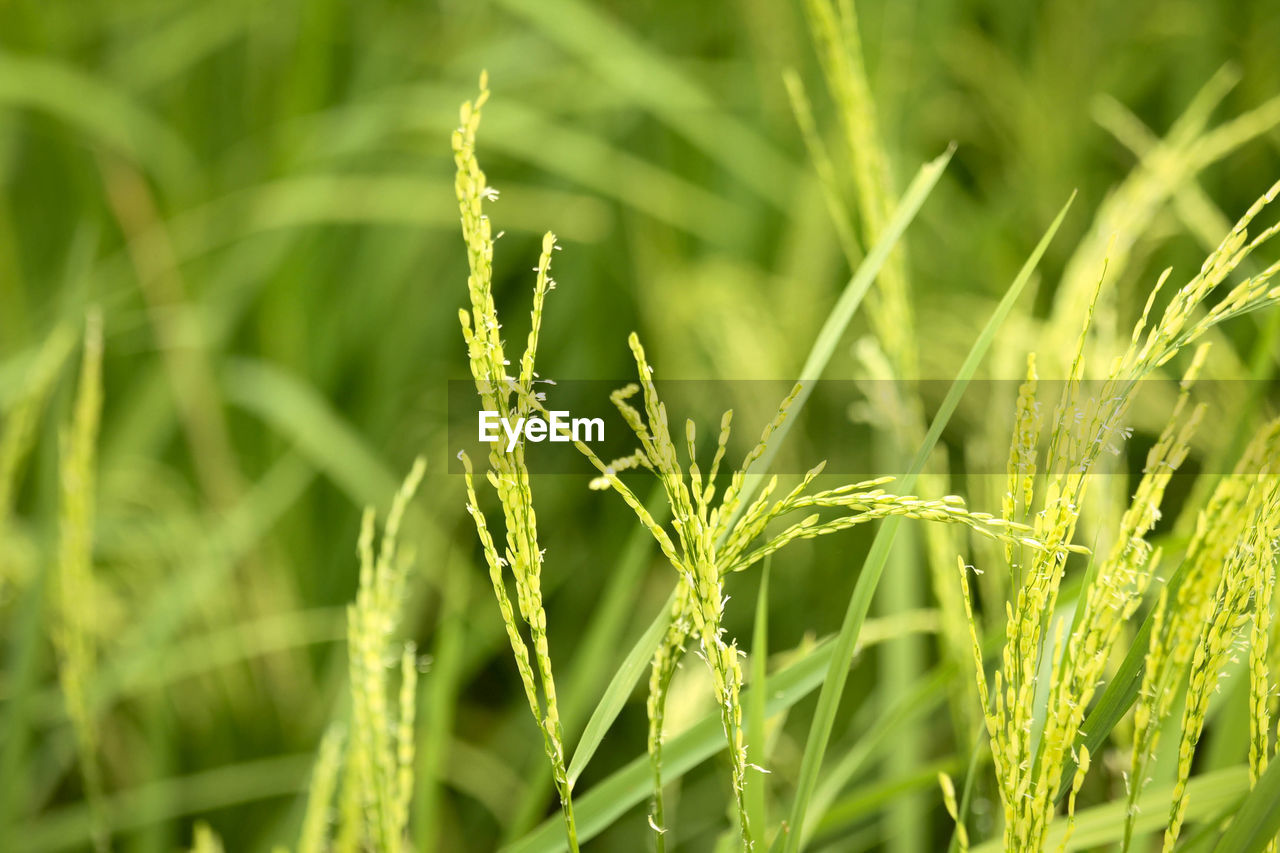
3 1 1280 851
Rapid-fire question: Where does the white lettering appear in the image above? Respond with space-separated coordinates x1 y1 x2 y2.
574 417 605 443
476 411 604 452
502 417 525 453
550 410 571 441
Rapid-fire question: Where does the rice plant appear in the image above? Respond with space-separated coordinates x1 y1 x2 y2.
284 459 425 853
453 75 579 851
455 78 1083 853
6 1 1280 852
337 458 426 853
952 181 1280 852
566 335 1052 851
1124 418 1280 851
50 312 108 853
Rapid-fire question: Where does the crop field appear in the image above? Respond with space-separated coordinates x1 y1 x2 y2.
3 1 1280 851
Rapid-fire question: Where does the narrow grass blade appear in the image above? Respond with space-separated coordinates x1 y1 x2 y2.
1210 756 1280 853
513 618 961 853
947 729 988 853
294 88 737 241
0 560 52 848
417 553 471 849
555 152 956 789
165 174 616 255
565 583 677 785
559 149 957 803
510 636 839 853
19 754 315 853
17 457 316 816
26 608 347 722
0 53 196 192
877 462 925 853
813 758 963 841
783 192 1076 852
492 0 799 208
801 662 955 846
731 145 955 525
221 357 398 509
106 0 252 91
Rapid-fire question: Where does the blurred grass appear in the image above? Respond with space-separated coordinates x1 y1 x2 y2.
2 0 1279 850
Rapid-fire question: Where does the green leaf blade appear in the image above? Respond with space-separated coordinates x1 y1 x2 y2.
783 191 1076 851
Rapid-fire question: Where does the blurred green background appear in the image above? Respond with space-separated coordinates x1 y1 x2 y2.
2 0 1279 850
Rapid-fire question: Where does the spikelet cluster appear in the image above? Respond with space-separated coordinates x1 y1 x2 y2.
540 334 1054 851
800 0 914 371
452 74 579 850
964 179 1280 852
1160 446 1280 852
1248 515 1277 792
51 313 109 853
1003 354 1040 549
1124 418 1280 850
1161 484 1280 850
298 727 346 853
1028 359 1202 846
332 459 425 853
798 0 984 749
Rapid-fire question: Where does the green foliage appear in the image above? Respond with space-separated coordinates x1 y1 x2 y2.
4 0 1280 851
51 313 108 853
